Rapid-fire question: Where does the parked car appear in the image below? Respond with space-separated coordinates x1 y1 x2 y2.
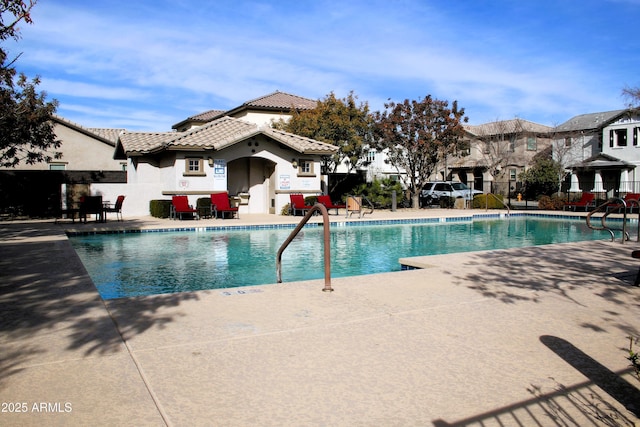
420 181 483 207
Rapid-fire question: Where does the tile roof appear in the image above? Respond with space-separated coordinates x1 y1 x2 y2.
87 127 126 144
465 119 552 136
555 109 628 132
53 115 124 146
185 109 226 122
119 116 337 155
242 91 317 110
172 91 318 129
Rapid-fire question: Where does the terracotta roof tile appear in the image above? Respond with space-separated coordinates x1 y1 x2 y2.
243 91 317 110
53 115 125 146
119 116 336 155
263 127 338 154
465 119 552 136
186 109 226 122
87 127 126 144
119 131 176 154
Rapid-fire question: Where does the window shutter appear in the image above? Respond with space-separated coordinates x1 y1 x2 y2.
610 130 614 147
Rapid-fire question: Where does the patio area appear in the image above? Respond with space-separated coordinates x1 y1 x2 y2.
0 209 639 426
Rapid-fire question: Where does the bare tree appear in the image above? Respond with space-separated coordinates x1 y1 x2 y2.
467 118 525 191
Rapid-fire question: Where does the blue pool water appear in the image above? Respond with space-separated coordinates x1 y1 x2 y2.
69 215 612 299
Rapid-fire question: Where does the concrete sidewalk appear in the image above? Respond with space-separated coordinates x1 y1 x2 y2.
1 211 639 426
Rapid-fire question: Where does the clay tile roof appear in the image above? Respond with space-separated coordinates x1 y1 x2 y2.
87 127 126 144
243 91 317 110
119 116 337 155
118 131 176 154
186 109 226 122
52 115 125 146
170 117 259 150
262 127 338 154
465 119 552 136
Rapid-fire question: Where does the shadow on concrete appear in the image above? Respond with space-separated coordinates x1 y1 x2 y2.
0 220 198 385
540 335 640 418
432 335 639 426
456 242 639 304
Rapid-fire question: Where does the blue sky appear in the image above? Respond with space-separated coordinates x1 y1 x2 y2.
6 0 640 131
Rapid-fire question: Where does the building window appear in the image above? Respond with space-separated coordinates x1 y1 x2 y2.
48 163 66 171
527 137 537 151
509 137 515 152
611 129 628 147
509 169 517 181
297 159 314 176
564 137 572 147
184 158 204 176
368 150 376 162
120 162 127 171
634 127 639 146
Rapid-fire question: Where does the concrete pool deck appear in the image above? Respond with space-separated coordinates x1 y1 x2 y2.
1 208 639 426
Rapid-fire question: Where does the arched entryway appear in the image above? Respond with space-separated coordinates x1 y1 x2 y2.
227 157 276 214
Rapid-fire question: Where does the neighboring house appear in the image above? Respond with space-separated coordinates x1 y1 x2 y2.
446 119 553 194
553 109 639 196
115 116 337 216
0 115 127 217
172 91 318 131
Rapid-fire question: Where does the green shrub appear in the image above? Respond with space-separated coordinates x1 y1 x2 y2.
472 194 504 209
352 178 406 208
150 199 172 218
281 203 291 215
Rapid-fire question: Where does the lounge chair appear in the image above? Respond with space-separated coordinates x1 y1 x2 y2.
607 193 640 213
211 192 239 219
564 192 595 211
317 195 346 214
290 194 314 216
171 195 199 220
103 195 125 221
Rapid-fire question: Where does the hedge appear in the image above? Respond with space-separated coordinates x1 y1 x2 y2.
150 199 172 218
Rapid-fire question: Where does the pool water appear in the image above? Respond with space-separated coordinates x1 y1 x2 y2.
69 216 611 299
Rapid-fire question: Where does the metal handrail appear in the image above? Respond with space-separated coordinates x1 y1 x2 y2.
345 194 374 218
585 197 640 243
484 193 510 216
276 203 333 292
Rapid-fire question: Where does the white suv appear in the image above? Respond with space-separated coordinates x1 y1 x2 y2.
420 181 482 206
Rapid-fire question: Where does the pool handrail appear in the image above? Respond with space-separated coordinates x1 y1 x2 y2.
345 194 374 218
276 203 333 292
484 193 510 216
585 197 640 243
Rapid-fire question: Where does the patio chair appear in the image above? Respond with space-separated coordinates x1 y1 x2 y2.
564 192 595 211
171 195 199 220
210 192 239 219
606 193 640 213
103 195 125 221
317 194 346 215
290 194 314 216
79 195 105 223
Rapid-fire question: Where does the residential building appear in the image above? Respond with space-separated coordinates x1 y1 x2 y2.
0 115 127 217
552 109 639 196
446 119 553 194
115 116 336 216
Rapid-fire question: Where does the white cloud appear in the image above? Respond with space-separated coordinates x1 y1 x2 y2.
11 1 638 130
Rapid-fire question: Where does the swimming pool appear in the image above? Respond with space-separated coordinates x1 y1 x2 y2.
69 215 612 299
